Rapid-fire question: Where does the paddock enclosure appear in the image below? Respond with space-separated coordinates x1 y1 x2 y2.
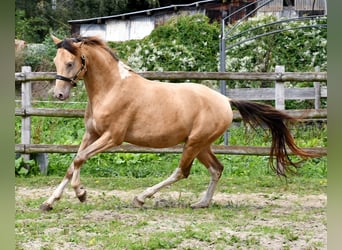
15 67 327 158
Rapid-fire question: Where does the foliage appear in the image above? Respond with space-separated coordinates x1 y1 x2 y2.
16 28 68 72
224 15 327 88
15 0 161 43
15 157 39 177
110 14 220 72
15 9 50 43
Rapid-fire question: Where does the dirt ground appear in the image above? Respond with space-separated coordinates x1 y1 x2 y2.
16 185 327 249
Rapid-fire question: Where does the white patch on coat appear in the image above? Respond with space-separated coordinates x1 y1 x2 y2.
118 61 131 80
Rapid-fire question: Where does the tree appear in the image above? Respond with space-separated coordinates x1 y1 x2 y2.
15 0 165 42
15 0 205 43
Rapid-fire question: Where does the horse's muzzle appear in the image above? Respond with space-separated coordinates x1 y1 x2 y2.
54 88 70 100
55 92 68 100
54 80 72 100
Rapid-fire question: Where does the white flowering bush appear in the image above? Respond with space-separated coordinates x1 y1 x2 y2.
110 14 220 72
126 40 197 72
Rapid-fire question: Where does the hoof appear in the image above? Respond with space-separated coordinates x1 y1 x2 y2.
190 202 209 209
77 190 87 203
40 203 53 211
132 196 144 207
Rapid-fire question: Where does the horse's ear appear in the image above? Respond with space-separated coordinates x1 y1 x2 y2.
51 34 62 44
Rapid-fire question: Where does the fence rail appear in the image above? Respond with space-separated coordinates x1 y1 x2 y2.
15 143 327 155
15 70 327 82
15 66 327 173
15 107 327 120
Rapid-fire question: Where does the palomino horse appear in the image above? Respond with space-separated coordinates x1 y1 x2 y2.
40 35 318 211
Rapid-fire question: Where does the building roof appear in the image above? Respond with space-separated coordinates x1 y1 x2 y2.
68 0 216 24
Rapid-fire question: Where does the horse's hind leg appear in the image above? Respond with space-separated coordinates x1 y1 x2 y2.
133 142 200 207
190 147 224 209
133 166 186 207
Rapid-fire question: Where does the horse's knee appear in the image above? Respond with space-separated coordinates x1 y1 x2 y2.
180 160 195 178
73 155 85 167
173 167 188 179
180 167 191 178
208 165 223 181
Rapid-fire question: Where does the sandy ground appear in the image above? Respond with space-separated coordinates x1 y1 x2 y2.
16 186 327 249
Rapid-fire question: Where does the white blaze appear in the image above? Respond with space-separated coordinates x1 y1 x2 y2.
118 61 131 80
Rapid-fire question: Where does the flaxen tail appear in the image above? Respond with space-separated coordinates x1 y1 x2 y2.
229 99 321 176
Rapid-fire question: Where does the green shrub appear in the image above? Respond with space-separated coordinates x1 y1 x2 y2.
109 14 220 72
17 28 68 72
15 157 39 177
225 15 327 88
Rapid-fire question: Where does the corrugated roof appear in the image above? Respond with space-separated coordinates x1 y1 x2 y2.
68 0 216 23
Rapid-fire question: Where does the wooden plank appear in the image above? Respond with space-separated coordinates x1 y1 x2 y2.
226 88 275 100
15 71 328 82
227 87 327 101
275 66 285 110
15 143 327 156
233 109 327 121
295 0 326 10
138 71 327 82
284 87 314 99
320 86 327 97
15 107 327 120
314 66 321 109
21 66 32 161
15 72 56 82
15 107 85 118
258 0 283 12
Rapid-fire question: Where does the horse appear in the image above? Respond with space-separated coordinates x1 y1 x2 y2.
40 35 319 211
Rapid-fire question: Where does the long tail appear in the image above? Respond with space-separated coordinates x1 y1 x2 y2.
229 99 321 176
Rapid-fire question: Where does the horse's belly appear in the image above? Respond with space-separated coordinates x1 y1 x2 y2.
124 125 188 148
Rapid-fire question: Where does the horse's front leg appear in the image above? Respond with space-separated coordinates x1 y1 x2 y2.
40 132 96 211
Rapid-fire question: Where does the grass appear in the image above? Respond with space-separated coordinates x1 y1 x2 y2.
15 173 326 249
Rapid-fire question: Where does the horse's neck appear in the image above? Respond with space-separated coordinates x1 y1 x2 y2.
83 50 123 105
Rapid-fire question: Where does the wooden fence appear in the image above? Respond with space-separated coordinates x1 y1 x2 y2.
15 66 327 173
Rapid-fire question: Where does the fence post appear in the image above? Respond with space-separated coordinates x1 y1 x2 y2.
21 66 32 162
20 66 49 175
275 65 285 110
314 66 321 110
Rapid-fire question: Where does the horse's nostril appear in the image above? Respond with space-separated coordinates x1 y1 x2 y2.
58 93 64 100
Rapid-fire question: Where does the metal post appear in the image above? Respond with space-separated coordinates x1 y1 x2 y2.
324 0 327 15
220 17 227 97
220 12 228 145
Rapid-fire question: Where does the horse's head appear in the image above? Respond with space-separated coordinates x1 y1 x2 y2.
52 35 87 100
